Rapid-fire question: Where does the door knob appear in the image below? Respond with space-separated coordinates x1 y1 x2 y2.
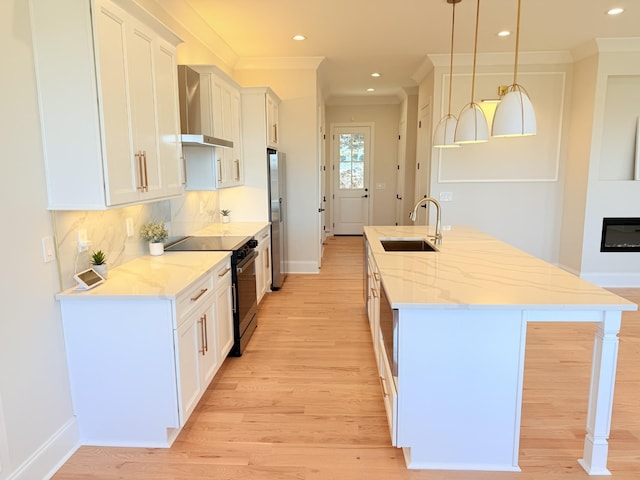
362 194 369 198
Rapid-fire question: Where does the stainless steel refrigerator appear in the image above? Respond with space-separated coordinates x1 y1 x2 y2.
268 148 287 289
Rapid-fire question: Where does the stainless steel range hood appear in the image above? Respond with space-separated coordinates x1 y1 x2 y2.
177 65 233 148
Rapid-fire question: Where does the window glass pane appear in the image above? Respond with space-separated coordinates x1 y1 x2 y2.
339 133 365 189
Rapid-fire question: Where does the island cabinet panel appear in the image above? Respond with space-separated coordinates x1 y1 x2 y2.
396 309 526 471
364 225 635 475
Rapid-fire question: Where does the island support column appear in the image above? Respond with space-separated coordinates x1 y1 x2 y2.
578 310 622 476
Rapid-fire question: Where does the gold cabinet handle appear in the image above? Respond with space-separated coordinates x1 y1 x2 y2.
136 152 145 191
371 287 378 298
234 158 240 181
265 248 270 268
217 157 222 182
380 375 389 398
198 316 206 356
191 288 208 302
203 313 208 353
142 150 149 192
273 124 278 143
218 267 231 277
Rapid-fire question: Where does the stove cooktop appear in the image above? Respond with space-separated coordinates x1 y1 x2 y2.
165 235 252 252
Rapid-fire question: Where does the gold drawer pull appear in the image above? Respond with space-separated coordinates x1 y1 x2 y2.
218 267 231 277
191 288 208 302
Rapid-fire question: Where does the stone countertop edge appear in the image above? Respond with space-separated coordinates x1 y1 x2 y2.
56 251 231 300
364 225 637 312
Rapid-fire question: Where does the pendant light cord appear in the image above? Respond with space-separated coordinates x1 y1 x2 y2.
513 0 522 86
470 0 480 102
446 2 457 115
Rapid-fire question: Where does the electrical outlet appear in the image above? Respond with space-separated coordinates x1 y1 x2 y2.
126 218 134 237
439 191 453 202
77 229 90 252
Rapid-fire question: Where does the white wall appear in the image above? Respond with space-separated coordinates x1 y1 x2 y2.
577 46 640 285
0 2 78 478
234 69 320 273
421 60 571 263
325 104 401 227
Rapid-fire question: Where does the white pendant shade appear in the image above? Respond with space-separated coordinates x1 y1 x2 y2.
433 114 460 148
454 103 489 144
492 87 537 137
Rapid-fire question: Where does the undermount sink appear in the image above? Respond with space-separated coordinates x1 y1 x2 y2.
380 239 437 252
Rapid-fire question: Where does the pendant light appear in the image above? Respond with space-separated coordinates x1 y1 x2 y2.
492 0 536 137
454 0 489 144
433 0 461 149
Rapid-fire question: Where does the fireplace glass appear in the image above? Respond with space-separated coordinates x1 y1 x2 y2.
601 218 640 252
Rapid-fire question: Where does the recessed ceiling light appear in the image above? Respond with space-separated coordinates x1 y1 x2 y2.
607 7 624 15
497 30 511 37
371 72 381 78
367 88 375 92
292 34 306 41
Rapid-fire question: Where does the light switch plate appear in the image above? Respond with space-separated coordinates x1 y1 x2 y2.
42 236 56 263
439 191 453 202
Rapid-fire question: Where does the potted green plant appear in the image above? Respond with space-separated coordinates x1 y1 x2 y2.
90 249 108 278
140 221 169 256
220 209 231 223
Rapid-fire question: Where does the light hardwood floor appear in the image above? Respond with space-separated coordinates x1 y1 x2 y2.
53 236 640 479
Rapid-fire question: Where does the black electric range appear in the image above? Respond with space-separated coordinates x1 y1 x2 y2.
165 235 259 356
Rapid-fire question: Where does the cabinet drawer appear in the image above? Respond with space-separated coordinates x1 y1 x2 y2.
176 273 215 322
213 259 231 282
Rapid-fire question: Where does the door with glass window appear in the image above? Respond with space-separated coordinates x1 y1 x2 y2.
332 126 371 235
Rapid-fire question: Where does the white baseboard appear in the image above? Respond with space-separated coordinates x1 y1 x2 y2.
7 417 79 480
580 272 640 288
285 260 319 274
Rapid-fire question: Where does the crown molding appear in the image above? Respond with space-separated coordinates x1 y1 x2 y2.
595 37 640 53
325 94 402 106
148 0 237 66
428 51 572 68
235 56 326 71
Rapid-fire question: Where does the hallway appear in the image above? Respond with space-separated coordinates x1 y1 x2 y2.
53 235 640 479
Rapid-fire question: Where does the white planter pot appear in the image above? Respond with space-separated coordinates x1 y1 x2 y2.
93 264 108 279
149 242 164 256
222 216 230 223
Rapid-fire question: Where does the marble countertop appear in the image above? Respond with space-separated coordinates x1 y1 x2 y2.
192 221 269 237
57 251 230 300
364 225 637 311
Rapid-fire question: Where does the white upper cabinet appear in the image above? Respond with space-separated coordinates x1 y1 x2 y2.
29 0 184 210
266 92 280 148
182 65 243 190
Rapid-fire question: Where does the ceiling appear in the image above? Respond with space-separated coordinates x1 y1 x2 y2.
180 0 639 100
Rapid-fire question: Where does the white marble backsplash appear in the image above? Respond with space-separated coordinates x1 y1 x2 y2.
53 191 220 291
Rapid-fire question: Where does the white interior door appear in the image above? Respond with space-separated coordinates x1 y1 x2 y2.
332 126 371 235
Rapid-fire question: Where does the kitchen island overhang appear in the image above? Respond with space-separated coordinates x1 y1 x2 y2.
364 225 636 475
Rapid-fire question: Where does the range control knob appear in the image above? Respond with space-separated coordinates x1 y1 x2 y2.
247 239 258 248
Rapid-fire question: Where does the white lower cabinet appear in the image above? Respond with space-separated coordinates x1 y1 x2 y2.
379 335 398 446
255 226 272 303
58 257 233 447
176 300 217 424
215 262 234 361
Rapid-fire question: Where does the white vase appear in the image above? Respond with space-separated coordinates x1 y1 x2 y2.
222 216 230 223
149 242 164 256
93 263 108 279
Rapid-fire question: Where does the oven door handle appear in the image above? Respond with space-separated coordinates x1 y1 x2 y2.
236 250 258 273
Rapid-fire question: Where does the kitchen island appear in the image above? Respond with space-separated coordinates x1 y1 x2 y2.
364 225 636 475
